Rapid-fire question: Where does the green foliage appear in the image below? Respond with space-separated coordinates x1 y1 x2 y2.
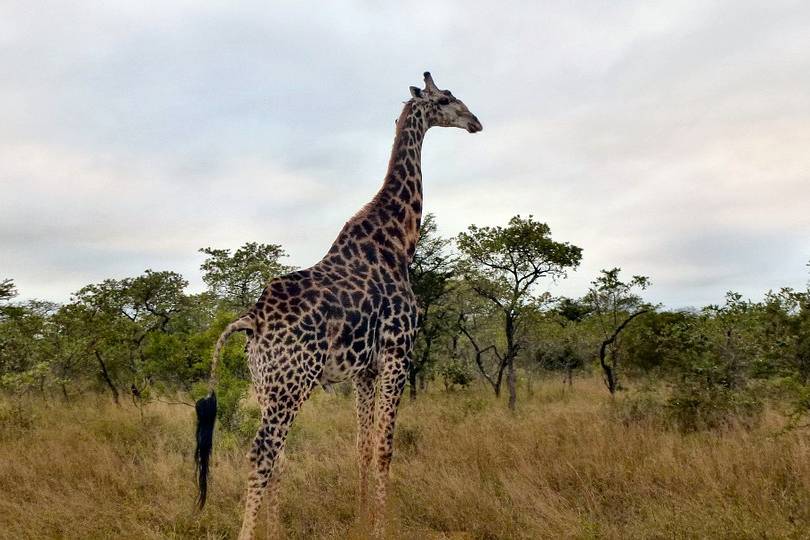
621 311 693 373
658 295 766 431
66 270 191 398
1 238 809 437
555 297 592 324
189 310 252 430
0 278 17 312
759 288 810 381
200 242 294 311
0 299 71 397
1 362 51 396
536 342 584 372
667 375 763 432
438 360 474 391
408 214 458 394
457 215 582 312
534 301 594 379
587 268 651 317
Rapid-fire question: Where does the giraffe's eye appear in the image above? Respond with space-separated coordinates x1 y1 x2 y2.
438 97 450 106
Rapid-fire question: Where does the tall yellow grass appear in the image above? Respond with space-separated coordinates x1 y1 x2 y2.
1 377 808 539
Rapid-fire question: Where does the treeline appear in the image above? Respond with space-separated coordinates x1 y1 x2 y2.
2 215 809 431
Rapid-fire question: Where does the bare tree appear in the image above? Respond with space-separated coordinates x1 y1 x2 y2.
586 268 653 395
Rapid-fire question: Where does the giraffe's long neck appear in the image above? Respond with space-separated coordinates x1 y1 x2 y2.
329 101 427 273
374 101 427 258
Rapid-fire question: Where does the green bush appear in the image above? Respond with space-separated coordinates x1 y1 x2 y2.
439 360 474 391
191 371 249 432
233 399 261 442
667 375 762 432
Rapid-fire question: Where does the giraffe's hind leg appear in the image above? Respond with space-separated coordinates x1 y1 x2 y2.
238 383 314 540
371 352 409 537
263 448 285 537
354 375 377 521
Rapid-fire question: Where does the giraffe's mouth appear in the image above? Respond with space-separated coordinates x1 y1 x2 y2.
466 115 483 133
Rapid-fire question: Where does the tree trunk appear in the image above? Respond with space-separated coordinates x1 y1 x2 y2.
505 313 518 410
507 358 517 411
408 366 418 401
461 324 500 397
95 350 120 405
600 342 617 395
599 309 649 395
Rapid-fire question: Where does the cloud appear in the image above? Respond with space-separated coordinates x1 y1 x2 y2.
1 1 809 307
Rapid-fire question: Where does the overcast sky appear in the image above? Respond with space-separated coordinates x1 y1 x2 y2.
2 1 809 308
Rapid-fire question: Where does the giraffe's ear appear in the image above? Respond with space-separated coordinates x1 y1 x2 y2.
409 86 422 99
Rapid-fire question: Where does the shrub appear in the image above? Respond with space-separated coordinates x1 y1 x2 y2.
191 371 249 431
439 360 474 391
667 372 762 432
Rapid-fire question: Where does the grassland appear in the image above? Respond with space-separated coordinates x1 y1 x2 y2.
1 377 808 539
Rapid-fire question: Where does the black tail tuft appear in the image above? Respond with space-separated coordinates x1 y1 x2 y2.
194 391 217 509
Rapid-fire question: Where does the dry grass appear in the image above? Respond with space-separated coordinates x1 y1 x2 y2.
1 377 809 539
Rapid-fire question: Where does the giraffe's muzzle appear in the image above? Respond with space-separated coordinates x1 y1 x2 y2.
466 115 483 133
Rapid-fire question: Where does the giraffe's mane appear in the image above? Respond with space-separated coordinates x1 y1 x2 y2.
350 100 417 221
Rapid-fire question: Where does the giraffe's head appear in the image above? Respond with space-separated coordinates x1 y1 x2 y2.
409 72 482 133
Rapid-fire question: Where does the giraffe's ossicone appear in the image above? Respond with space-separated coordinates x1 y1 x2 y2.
194 71 482 540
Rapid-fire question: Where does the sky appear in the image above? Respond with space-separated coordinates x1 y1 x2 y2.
2 1 809 308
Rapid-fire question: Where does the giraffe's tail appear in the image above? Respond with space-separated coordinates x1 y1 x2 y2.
194 391 217 509
194 311 256 509
207 312 256 393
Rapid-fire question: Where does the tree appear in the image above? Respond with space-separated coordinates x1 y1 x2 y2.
50 302 121 402
620 310 693 374
457 215 582 410
759 286 810 383
200 242 294 311
0 278 16 303
0 299 60 397
0 278 18 319
408 214 456 400
72 270 190 398
662 294 765 431
548 297 593 387
586 268 652 395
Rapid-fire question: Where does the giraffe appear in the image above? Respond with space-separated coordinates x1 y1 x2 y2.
194 72 482 539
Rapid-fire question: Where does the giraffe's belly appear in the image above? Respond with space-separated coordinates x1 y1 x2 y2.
318 361 352 385
319 346 377 385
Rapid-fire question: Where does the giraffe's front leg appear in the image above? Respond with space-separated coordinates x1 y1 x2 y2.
354 375 377 522
371 350 409 538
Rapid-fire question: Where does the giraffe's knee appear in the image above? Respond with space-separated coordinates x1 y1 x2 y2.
247 444 281 492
